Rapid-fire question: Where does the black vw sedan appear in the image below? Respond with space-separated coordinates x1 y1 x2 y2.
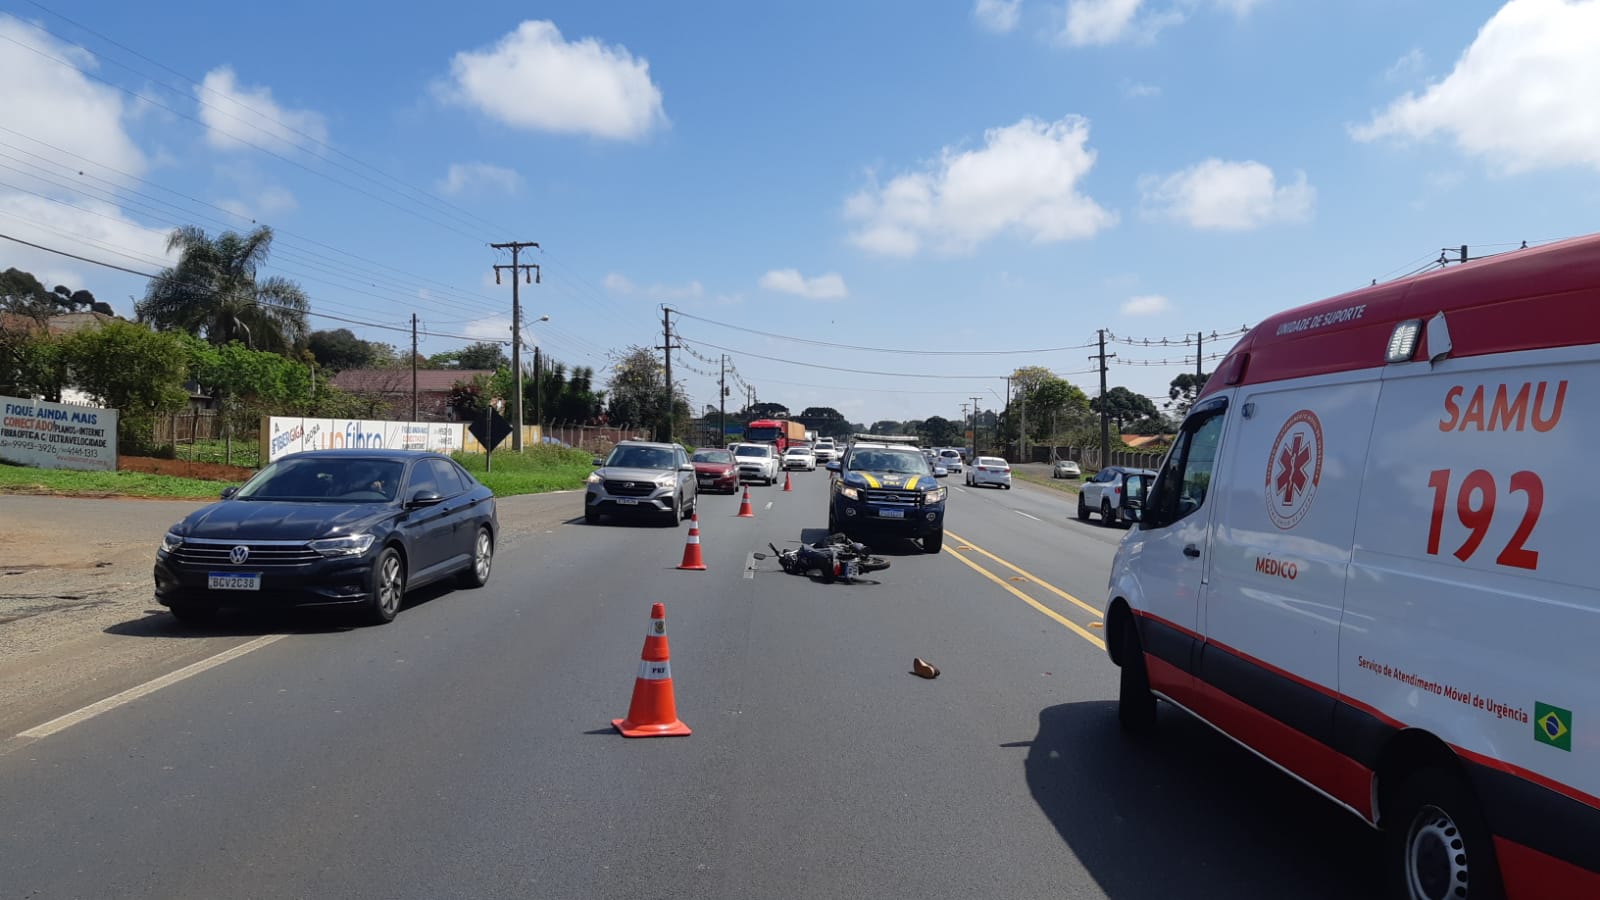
154 449 497 626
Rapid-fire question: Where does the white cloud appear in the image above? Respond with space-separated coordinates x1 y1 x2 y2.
1121 294 1172 316
197 66 328 153
1140 158 1314 230
1384 47 1426 82
0 15 146 178
1060 0 1186 46
845 115 1116 257
436 20 666 140
974 0 1022 32
462 314 513 342
759 269 849 300
601 271 702 299
437 162 524 196
0 192 171 296
1352 0 1600 175
1122 79 1161 98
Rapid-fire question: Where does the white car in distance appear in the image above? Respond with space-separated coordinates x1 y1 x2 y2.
732 443 781 485
965 456 1012 489
782 446 817 471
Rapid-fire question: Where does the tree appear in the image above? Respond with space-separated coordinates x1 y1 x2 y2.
918 415 962 446
431 341 508 370
1128 414 1174 436
1167 372 1211 418
189 339 314 437
1091 386 1160 432
137 225 309 353
869 420 903 435
1026 376 1091 442
606 346 672 436
306 328 380 372
749 402 789 419
58 321 192 449
801 406 845 420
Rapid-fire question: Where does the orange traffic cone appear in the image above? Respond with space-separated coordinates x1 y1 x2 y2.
783 469 793 492
736 486 755 518
613 602 691 738
677 513 707 571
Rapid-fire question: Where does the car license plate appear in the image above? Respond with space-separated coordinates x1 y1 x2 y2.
208 573 261 591
615 498 639 505
879 508 905 519
698 477 712 485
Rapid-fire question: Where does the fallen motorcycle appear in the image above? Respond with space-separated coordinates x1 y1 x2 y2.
754 533 890 583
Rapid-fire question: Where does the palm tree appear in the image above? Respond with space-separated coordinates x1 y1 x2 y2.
136 225 309 352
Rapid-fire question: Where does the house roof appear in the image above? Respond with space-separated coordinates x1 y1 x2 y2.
1120 434 1175 449
330 368 495 393
47 311 118 335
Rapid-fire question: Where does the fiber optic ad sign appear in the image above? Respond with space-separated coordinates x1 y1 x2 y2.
263 417 466 463
0 395 118 472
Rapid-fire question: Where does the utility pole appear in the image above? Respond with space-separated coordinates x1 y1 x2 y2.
1195 330 1203 378
533 344 542 434
410 313 418 422
491 240 540 451
969 395 982 459
718 354 727 448
657 308 681 443
1090 329 1116 469
1004 375 1012 460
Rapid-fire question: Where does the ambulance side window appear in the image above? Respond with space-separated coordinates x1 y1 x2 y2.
1146 406 1226 528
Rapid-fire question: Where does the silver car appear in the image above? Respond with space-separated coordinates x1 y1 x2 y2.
584 441 698 525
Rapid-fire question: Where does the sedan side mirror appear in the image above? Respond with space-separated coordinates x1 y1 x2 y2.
408 489 444 508
825 461 840 472
220 485 239 499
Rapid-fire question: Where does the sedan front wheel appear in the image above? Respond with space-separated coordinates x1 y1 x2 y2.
367 547 405 624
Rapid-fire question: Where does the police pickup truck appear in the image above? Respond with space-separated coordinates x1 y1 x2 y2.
825 436 945 553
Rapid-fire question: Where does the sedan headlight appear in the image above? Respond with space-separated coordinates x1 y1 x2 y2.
923 487 947 503
839 485 860 500
586 472 602 484
308 533 376 557
160 531 183 553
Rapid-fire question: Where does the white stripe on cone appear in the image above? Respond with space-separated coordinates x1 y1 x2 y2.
637 660 672 681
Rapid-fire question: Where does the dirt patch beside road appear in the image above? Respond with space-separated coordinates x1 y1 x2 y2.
117 455 256 482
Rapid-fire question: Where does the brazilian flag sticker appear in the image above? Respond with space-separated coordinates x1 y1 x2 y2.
1534 703 1572 752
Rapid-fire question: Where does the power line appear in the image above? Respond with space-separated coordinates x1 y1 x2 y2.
1106 326 1249 348
0 230 503 344
667 307 1101 356
677 334 1004 380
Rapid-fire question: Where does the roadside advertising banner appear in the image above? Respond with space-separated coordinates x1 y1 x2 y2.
0 395 119 472
262 416 467 464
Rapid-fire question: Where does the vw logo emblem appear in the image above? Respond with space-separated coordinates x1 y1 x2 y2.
230 545 250 564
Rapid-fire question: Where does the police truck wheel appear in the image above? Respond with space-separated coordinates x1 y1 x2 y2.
922 529 944 554
1386 769 1504 900
1077 494 1090 522
1100 499 1115 526
1118 619 1157 734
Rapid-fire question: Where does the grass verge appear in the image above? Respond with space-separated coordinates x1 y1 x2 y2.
453 445 595 496
0 461 233 500
1011 468 1084 496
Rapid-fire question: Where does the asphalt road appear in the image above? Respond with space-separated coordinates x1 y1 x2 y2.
0 471 1382 899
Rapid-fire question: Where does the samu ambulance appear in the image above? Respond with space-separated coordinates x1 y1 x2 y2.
1104 234 1600 900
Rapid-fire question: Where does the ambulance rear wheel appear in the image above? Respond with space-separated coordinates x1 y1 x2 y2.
1387 768 1504 900
1117 619 1157 734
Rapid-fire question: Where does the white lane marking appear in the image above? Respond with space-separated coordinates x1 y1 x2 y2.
17 634 288 739
1014 510 1042 522
765 501 774 510
743 552 758 579
954 486 969 494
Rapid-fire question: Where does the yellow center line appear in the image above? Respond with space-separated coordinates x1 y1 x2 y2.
942 544 1105 650
944 529 1103 618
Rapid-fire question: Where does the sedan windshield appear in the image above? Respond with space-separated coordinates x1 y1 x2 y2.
849 450 930 475
235 457 405 502
692 450 733 464
606 446 675 469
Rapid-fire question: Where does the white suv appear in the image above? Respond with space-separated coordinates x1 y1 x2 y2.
937 449 963 473
813 438 837 462
1077 466 1157 527
732 443 780 485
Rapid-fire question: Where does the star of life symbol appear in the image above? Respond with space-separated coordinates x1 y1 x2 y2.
1265 409 1323 530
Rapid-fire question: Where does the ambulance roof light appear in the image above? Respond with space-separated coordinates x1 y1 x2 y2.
1387 319 1422 363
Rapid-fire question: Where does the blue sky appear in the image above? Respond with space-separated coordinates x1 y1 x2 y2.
1 0 1596 425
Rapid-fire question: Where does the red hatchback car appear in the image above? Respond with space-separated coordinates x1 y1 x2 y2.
690 448 740 493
